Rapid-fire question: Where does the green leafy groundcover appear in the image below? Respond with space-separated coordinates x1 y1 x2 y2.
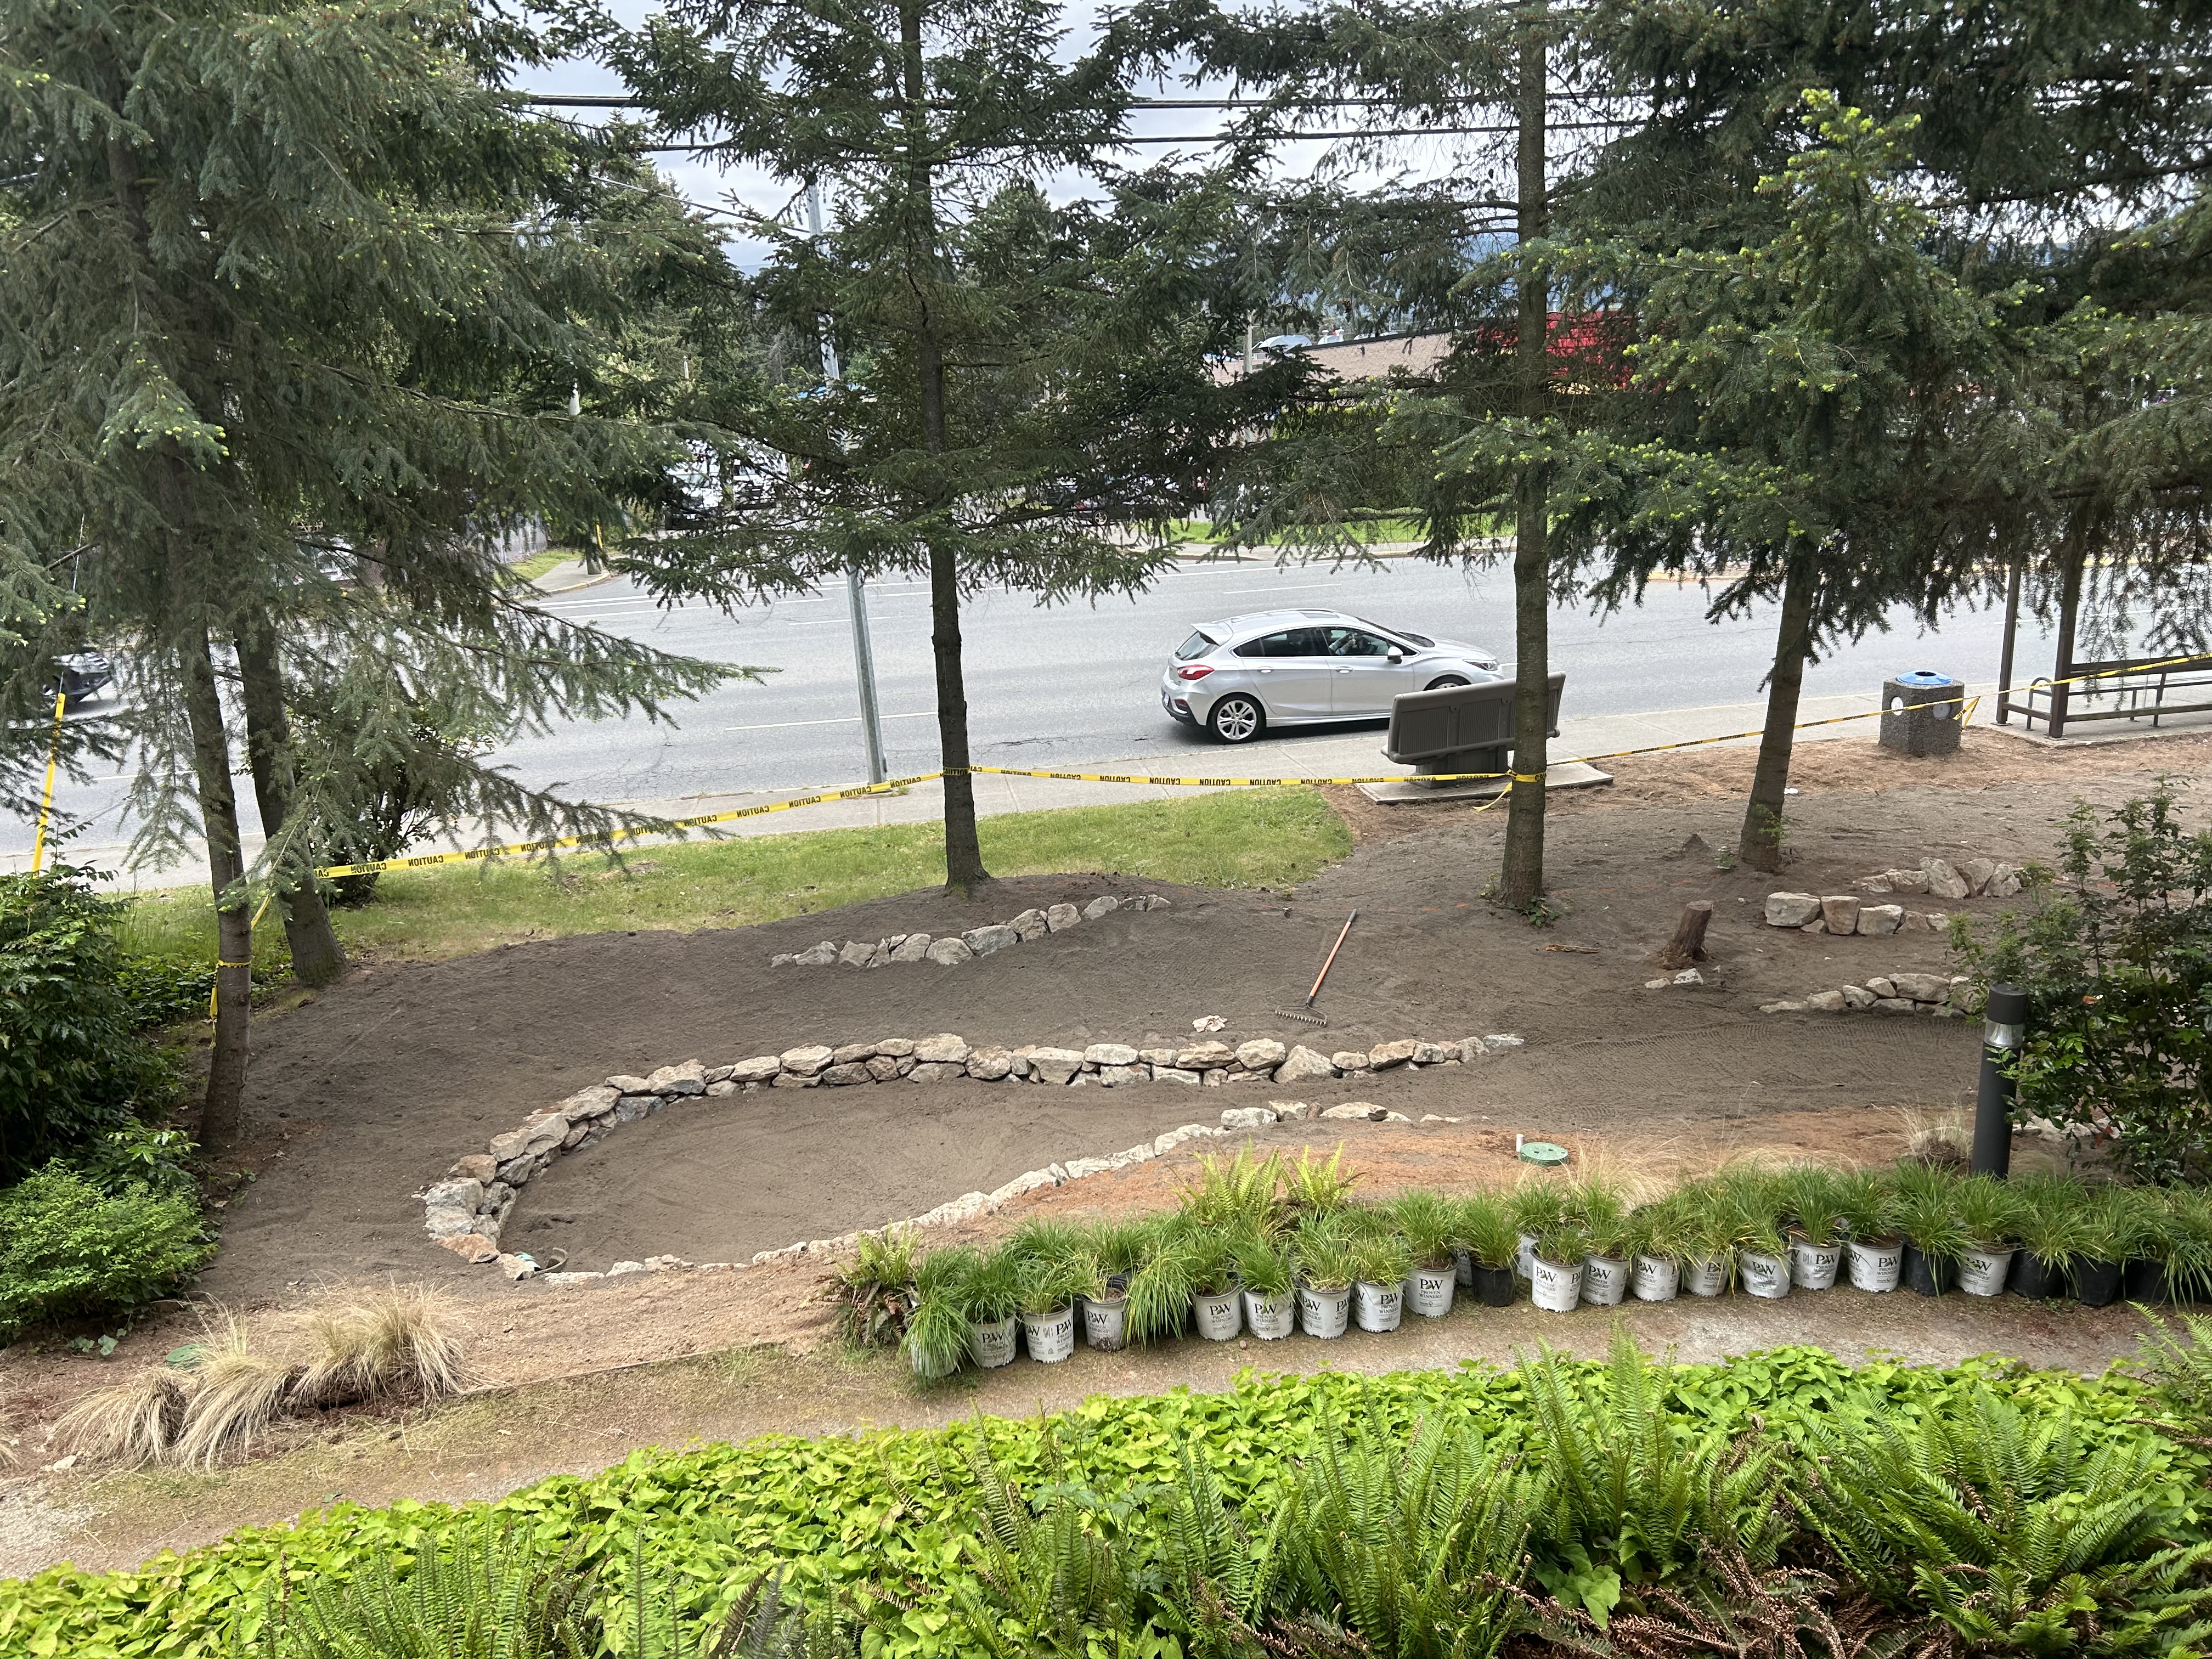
5 1348 2203 1659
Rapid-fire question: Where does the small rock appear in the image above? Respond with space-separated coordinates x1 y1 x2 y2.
1060 1158 1116 1180
1801 919 1827 934
1221 1106 1278 1130
609 1094 654 1125
1892 972 1948 1002
1482 1034 1525 1050
1085 1042 1140 1066
837 941 875 968
1028 1046 1085 1084
1235 1038 1288 1070
1922 858 1971 901
915 1033 972 1064
1155 1066 1201 1086
820 1062 873 1087
1886 868 1931 893
1412 1042 1453 1064
1988 864 2022 897
560 1085 622 1121
496 1253 538 1282
1176 1040 1237 1070
925 937 975 966
1139 1047 1178 1067
990 1169 1058 1204
489 1119 563 1162
727 1055 784 1084
793 941 838 966
864 942 893 968
1962 857 1996 894
1097 1063 1147 1086
539 1272 603 1285
1764 892 1822 928
771 1071 821 1088
1045 902 1081 932
1671 968 1704 986
1458 1037 1488 1060
908 1061 967 1082
1270 1101 1314 1120
1320 1103 1387 1120
606 1073 653 1093
647 1061 707 1095
1418 1114 1462 1125
889 933 933 963
1191 1015 1227 1032
452 1153 498 1183
437 1233 500 1263
1369 1037 1421 1070
1855 905 1904 937
1010 908 1049 941
1872 997 1920 1015
1331 1051 1372 1073
607 1261 648 1276
1380 1110 1414 1123
1277 1045 1338 1084
865 1056 904 1082
1644 977 1670 990
1082 895 1122 921
966 1048 1015 1081
963 924 1018 957
706 1080 737 1097
770 953 797 967
1803 990 1847 1012
830 1041 877 1065
876 1037 917 1057
1819 895 1861 934
1758 1000 1808 1014
1859 874 1893 894
1842 985 1876 1008
561 1121 593 1148
1865 975 1898 998
781 1044 836 1076
1900 910 1935 932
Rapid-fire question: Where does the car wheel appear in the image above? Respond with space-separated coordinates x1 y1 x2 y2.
1208 695 1265 743
1425 674 1472 690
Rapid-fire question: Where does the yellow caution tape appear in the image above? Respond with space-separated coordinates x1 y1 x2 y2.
965 765 1510 787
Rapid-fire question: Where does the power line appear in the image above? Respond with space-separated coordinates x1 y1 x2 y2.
631 119 1633 154
512 91 1646 110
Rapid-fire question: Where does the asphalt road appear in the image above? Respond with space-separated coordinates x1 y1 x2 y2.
14 555 2052 855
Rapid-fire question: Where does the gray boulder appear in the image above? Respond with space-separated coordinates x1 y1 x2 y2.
1855 905 1904 936
889 933 933 963
915 1033 972 1064
963 923 1018 957
1764 892 1821 927
924 937 974 966
1045 902 1081 932
1235 1037 1288 1070
1922 859 1971 900
728 1055 784 1084
780 1044 835 1076
1085 1042 1139 1066
1276 1045 1337 1084
1010 907 1049 941
793 941 838 966
1028 1047 1084 1084
1369 1038 1420 1070
1819 895 1861 935
1082 895 1121 921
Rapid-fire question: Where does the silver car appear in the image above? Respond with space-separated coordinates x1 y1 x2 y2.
1161 608 1503 742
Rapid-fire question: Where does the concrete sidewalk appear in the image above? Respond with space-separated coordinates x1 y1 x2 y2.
8 689 1894 891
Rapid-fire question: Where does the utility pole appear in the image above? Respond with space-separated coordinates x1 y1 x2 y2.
1498 4 1551 911
809 181 889 783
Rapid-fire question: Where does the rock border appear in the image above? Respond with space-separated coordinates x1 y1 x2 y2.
1762 859 2022 936
418 1030 1525 1283
1759 972 1980 1017
772 892 1167 968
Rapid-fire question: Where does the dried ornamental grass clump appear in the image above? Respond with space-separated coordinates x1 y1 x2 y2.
53 1368 189 1466
300 1283 468 1406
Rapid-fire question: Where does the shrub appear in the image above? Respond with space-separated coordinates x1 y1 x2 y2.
0 868 165 1180
1954 785 2212 1183
0 1165 214 1340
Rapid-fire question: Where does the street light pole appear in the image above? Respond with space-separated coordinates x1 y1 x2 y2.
808 182 888 785
1973 984 2028 1177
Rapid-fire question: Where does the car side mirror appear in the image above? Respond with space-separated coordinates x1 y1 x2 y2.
1386 649 1404 664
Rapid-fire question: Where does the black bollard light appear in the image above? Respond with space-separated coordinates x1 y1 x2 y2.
1972 984 2029 1177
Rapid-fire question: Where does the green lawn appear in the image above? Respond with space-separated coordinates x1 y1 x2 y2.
116 786 1349 967
507 547 583 582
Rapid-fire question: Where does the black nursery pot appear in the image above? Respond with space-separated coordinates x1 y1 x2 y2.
1473 1264 1517 1307
1903 1241 1955 1297
2124 1257 2172 1304
2008 1252 2067 1300
2074 1257 2125 1308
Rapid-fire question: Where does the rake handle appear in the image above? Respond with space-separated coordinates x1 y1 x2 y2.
1306 910 1358 1008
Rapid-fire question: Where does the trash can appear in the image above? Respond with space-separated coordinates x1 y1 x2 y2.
1880 670 1963 757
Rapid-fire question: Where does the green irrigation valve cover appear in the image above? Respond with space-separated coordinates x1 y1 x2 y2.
1519 1141 1569 1166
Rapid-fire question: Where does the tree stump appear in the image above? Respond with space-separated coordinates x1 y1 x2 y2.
1654 901 1713 969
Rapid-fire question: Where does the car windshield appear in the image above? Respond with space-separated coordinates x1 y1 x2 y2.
1174 630 1217 662
1358 617 1433 648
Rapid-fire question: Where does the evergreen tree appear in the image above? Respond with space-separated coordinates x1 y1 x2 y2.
594 0 1283 895
0 0 739 1147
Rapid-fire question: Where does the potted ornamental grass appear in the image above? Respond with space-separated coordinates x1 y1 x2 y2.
1575 1180 1633 1308
2119 1187 2175 1304
1529 1223 1588 1313
2006 1173 2087 1301
1293 1216 1358 1338
1454 1192 1521 1307
1074 1248 1129 1352
902 1246 978 1380
1780 1166 1847 1291
1511 1180 1572 1280
2073 1186 2134 1307
959 1245 1024 1369
1952 1175 2024 1296
1185 1231 1246 1341
1730 1188 1791 1302
1350 1228 1412 1331
1834 1170 1902 1293
2159 1186 2212 1304
1235 1232 1297 1339
1283 1144 1361 1221
1124 1224 1194 1347
1390 1192 1458 1318
1625 1194 1688 1302
1015 1255 1085 1363
1677 1181 1735 1297
1891 1163 1967 1297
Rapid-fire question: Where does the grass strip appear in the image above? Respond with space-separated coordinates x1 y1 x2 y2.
115 786 1349 967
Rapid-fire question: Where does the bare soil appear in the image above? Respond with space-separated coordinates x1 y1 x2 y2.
3 724 2207 1579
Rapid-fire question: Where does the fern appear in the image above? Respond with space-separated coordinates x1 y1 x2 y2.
1148 1446 1288 1659
2132 1310 2212 1427
1519 1331 1786 1624
1794 1386 2212 1656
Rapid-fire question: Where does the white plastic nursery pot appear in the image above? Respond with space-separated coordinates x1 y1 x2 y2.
1788 1236 1842 1291
968 1317 1018 1369
1244 1288 1296 1339
1081 1295 1128 1352
1682 1254 1729 1297
1192 1290 1244 1341
1957 1245 2017 1297
1530 1255 1583 1313
1847 1238 1903 1293
1581 1254 1629 1307
1298 1283 1352 1339
1353 1279 1404 1331
1739 1249 1790 1299
1631 1254 1680 1302
1515 1232 1538 1279
1406 1266 1457 1318
1021 1305 1076 1363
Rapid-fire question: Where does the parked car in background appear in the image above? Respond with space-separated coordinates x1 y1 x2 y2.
1161 608 1502 742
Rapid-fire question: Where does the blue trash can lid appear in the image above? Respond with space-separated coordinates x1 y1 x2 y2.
1895 669 1957 687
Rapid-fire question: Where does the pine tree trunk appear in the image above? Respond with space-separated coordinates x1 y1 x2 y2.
1740 558 1817 873
901 0 990 895
235 620 347 985
1498 16 1550 913
181 630 252 1153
